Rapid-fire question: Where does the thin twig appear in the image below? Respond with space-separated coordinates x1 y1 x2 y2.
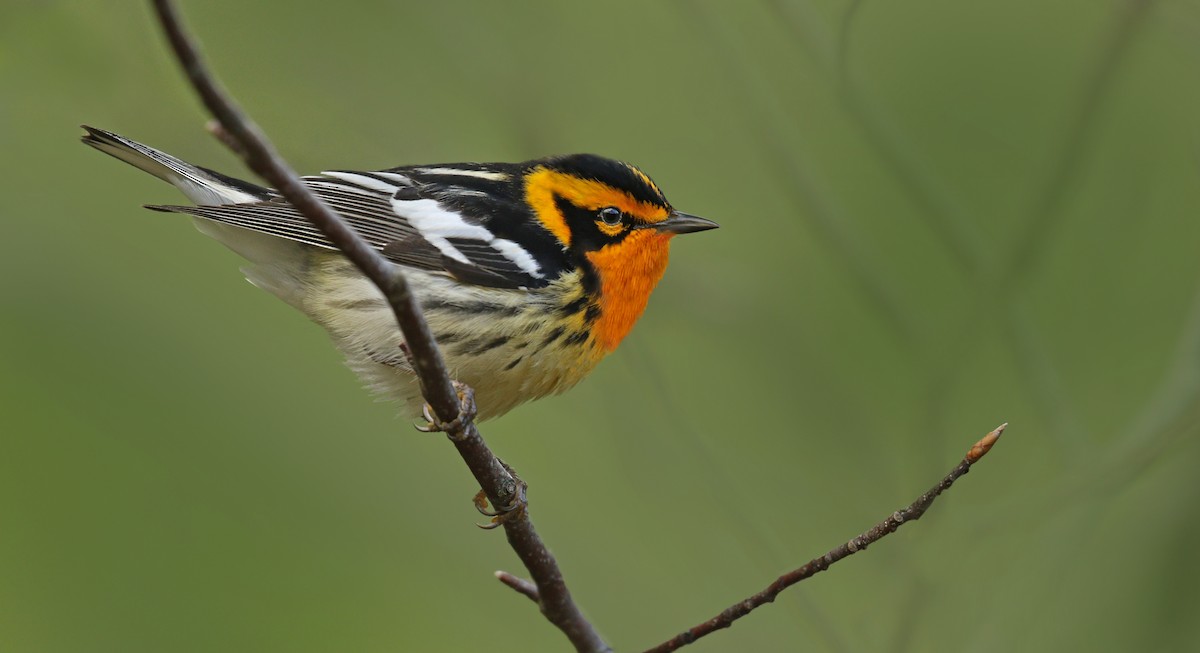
496 570 541 603
149 2 608 651
204 119 244 157
641 423 1007 653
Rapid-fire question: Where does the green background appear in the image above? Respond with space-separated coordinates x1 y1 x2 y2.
3 1 1199 651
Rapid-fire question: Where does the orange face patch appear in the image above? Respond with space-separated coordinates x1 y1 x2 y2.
524 167 670 247
584 229 673 351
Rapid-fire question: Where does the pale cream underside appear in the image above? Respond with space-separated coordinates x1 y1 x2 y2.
300 254 604 420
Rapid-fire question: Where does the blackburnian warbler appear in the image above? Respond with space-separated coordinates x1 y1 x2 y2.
82 126 717 420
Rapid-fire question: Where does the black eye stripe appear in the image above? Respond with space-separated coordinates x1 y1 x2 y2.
554 195 630 253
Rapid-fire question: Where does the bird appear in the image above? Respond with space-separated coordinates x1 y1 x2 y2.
82 126 717 422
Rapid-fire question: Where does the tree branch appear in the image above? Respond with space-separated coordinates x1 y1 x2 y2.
641 423 1007 653
496 570 542 604
148 2 608 651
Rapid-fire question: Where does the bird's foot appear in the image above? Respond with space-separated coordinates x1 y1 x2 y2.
474 459 527 530
415 382 477 440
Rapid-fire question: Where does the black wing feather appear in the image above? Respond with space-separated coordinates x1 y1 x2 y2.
147 172 549 289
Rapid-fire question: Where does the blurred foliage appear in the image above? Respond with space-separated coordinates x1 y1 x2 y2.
3 0 1200 651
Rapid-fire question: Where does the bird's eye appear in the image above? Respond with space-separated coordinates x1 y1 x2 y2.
598 207 623 226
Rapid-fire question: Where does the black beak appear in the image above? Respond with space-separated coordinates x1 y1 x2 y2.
654 211 720 234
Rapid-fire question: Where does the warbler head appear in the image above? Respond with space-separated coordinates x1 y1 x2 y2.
522 154 718 351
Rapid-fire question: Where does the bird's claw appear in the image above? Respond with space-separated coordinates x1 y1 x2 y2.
414 403 440 432
473 461 527 529
474 488 526 529
415 382 477 439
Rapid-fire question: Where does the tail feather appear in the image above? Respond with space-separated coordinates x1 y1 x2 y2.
83 125 311 309
81 125 272 205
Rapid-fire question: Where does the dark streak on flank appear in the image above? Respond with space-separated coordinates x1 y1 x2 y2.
482 303 522 317
328 297 387 311
565 331 589 347
469 335 510 355
425 298 521 317
504 356 523 371
584 303 601 323
558 295 588 316
542 326 566 346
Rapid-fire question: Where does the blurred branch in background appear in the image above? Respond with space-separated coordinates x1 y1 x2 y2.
1006 0 1159 290
767 0 990 276
677 1 921 346
641 424 1007 653
764 0 1159 460
1103 285 1200 485
968 302 1200 600
149 1 609 651
988 283 1200 532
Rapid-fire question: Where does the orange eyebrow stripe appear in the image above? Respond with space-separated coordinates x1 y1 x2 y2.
524 167 670 247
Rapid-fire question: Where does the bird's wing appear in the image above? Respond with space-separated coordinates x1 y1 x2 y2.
149 170 550 289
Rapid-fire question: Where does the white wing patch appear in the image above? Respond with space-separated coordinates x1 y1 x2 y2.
393 197 543 279
373 171 414 185
489 238 543 277
416 167 511 181
311 168 542 282
322 171 400 193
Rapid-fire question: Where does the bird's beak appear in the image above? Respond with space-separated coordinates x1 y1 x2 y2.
654 211 720 235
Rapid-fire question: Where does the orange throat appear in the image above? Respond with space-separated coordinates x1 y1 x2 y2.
585 230 673 352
